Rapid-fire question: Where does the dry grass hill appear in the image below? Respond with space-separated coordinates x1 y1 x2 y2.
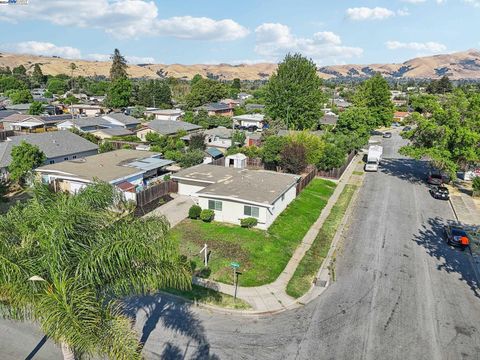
1 49 479 81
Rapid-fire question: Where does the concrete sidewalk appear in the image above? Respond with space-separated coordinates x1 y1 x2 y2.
449 192 480 226
193 154 363 313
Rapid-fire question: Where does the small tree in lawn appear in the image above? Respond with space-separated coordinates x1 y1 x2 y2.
232 130 246 147
280 142 307 174
8 141 46 185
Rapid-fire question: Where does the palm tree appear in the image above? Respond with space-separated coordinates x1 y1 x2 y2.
69 62 77 91
0 182 191 359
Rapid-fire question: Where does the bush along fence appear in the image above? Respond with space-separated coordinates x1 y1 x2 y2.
134 180 178 216
296 167 318 195
317 151 357 180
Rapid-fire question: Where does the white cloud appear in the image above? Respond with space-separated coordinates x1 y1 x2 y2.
464 0 480 7
0 0 248 41
254 23 363 64
346 7 396 20
5 41 82 59
386 40 447 52
2 41 156 64
401 0 426 3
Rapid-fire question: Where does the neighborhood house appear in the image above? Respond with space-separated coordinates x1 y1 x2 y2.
233 114 265 129
136 120 202 140
172 164 299 229
36 149 174 202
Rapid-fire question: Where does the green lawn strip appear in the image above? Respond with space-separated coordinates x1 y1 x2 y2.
352 171 364 176
169 179 336 287
286 184 358 299
162 285 251 310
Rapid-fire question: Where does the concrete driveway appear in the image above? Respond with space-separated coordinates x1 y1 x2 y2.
144 194 194 228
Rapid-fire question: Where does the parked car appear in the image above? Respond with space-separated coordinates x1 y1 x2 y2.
371 130 383 136
392 122 401 127
383 132 392 138
403 126 412 132
430 185 449 200
427 171 443 185
445 225 470 249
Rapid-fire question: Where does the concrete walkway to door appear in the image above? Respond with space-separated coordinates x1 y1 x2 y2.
143 194 194 228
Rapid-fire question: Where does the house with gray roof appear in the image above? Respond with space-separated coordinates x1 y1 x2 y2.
194 102 234 117
36 149 174 202
172 164 299 229
0 130 98 179
102 113 141 130
136 120 202 140
56 112 141 133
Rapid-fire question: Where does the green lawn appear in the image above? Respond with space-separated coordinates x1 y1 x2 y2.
169 179 336 287
162 285 251 310
286 184 358 298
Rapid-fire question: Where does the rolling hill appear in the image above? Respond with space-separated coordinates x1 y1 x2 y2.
0 49 479 81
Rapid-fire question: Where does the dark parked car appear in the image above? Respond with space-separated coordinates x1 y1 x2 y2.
383 132 392 138
430 185 449 200
403 126 412 132
427 171 443 185
371 130 383 136
445 225 470 249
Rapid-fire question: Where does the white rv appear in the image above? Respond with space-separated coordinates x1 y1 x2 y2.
365 145 383 172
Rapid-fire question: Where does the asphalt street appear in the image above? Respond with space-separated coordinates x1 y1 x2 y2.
1 130 479 360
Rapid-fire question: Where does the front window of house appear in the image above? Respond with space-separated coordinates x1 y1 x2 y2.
244 205 259 218
208 200 222 211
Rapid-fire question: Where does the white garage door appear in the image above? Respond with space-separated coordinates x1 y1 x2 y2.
178 183 205 196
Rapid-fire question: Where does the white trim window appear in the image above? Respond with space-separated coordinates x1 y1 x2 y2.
208 200 222 211
244 205 259 218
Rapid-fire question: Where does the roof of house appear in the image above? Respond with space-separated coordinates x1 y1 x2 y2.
148 109 183 115
0 110 18 121
233 114 265 122
36 149 172 183
204 126 233 138
205 147 224 158
58 117 112 129
195 102 232 112
172 164 298 205
0 131 99 168
103 113 141 126
143 120 202 135
320 114 339 126
5 104 31 111
1 114 38 123
92 128 133 137
394 111 410 117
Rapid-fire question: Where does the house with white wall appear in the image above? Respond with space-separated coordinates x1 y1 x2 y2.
172 164 299 229
145 109 184 121
233 114 265 129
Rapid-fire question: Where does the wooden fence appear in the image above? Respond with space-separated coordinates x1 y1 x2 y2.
317 151 357 180
104 140 145 150
135 180 178 210
296 167 318 195
0 130 14 141
211 157 225 166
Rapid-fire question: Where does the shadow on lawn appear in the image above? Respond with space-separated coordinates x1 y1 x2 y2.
123 292 219 360
412 216 480 298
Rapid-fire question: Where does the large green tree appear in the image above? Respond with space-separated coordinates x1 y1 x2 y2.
8 141 46 184
135 80 172 108
185 78 228 109
354 73 394 127
110 48 128 81
28 101 44 115
0 182 191 359
265 53 325 130
32 64 46 86
8 89 33 104
106 78 132 108
0 76 27 93
47 78 68 95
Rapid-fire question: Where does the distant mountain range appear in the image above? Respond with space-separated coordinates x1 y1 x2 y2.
1 49 480 81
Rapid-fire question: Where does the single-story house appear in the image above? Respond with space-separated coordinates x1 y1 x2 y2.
69 104 107 117
0 110 19 122
102 113 141 130
204 126 233 151
36 149 174 202
57 117 114 133
220 99 241 108
136 120 202 141
195 102 234 117
203 147 224 164
246 132 262 147
238 93 253 101
0 130 98 179
394 111 411 122
233 114 265 129
5 103 31 113
172 164 299 229
91 128 134 139
146 109 184 121
1 114 71 132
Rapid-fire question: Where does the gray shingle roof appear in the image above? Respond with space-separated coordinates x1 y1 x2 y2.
59 117 112 128
195 102 232 111
92 128 133 137
0 131 98 168
145 120 202 135
103 113 141 126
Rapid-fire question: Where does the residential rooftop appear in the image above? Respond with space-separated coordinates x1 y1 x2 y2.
36 149 173 183
172 164 299 205
144 120 202 135
103 113 141 126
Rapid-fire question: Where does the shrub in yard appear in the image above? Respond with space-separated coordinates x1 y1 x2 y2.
473 176 480 196
188 205 202 219
200 209 215 222
241 217 258 228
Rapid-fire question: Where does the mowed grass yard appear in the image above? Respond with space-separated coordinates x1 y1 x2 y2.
168 179 336 287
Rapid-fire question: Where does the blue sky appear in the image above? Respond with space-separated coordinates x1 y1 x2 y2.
0 0 478 65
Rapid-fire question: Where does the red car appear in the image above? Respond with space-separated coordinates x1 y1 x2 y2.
427 171 443 185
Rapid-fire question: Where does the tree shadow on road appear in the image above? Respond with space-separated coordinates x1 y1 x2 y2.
380 158 430 184
412 216 480 298
122 293 219 360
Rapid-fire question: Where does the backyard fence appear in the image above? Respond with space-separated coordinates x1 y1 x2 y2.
296 167 318 195
104 140 145 150
210 157 225 166
0 130 14 141
317 150 357 180
135 180 178 216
